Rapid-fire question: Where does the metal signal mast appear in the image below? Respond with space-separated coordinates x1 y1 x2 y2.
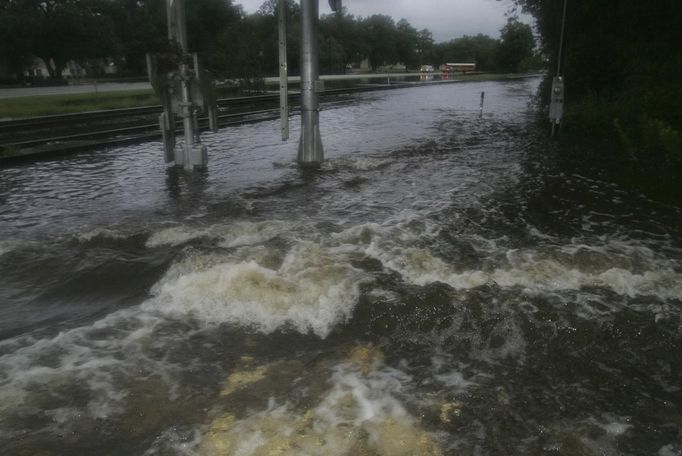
292 0 342 165
147 0 218 170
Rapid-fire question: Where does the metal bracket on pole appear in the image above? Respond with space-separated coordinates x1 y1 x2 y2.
298 0 324 165
328 0 342 12
279 0 289 141
147 53 176 163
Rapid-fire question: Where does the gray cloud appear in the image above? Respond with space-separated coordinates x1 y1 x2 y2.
235 0 532 42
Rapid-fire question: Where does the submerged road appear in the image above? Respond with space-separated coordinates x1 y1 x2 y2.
0 77 680 455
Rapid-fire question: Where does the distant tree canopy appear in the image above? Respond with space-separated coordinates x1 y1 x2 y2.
0 0 544 81
435 34 500 72
0 0 121 79
496 19 535 73
509 0 682 102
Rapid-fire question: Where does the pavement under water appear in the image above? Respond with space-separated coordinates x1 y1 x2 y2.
0 77 681 455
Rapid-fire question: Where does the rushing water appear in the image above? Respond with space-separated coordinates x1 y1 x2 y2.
1 77 681 455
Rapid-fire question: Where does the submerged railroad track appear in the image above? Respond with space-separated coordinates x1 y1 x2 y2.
0 80 455 163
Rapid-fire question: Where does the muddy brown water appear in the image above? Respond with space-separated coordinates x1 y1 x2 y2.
0 77 681 455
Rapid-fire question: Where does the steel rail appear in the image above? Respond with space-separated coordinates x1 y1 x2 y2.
0 84 412 132
0 80 449 162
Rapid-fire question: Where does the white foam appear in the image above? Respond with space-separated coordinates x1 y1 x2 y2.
331 219 682 302
434 371 476 392
146 242 366 337
364 240 682 300
218 220 298 248
331 222 390 244
333 214 438 248
143 428 202 456
316 364 411 425
658 444 682 456
600 421 632 436
197 360 442 456
77 227 130 242
587 414 633 436
145 225 214 248
0 308 171 425
325 216 682 302
145 220 297 248
325 155 394 172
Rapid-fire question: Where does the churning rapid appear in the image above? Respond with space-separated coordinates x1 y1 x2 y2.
0 77 681 455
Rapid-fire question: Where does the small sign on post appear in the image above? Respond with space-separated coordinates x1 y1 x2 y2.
549 76 564 137
549 76 564 123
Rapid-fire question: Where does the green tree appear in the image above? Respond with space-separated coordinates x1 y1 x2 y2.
0 0 39 80
434 34 499 71
395 19 419 68
245 0 301 77
186 0 244 73
506 0 682 172
31 0 120 79
320 9 365 73
320 11 345 73
496 18 535 73
361 15 398 70
106 0 167 75
505 0 681 101
416 29 435 66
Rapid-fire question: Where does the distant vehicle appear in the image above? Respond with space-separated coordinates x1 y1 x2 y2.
440 63 476 74
420 65 434 73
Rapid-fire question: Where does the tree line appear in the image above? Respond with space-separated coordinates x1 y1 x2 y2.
508 0 682 167
0 0 538 82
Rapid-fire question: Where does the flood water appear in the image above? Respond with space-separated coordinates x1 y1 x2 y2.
1 77 681 455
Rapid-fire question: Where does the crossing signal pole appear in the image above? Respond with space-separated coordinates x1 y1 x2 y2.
147 0 218 169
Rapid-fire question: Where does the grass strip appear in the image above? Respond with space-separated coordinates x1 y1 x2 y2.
0 90 159 119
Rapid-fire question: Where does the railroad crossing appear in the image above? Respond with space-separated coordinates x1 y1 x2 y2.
148 0 340 170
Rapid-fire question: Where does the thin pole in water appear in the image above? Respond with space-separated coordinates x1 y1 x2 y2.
479 91 485 118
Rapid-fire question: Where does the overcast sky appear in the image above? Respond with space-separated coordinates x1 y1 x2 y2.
235 0 532 43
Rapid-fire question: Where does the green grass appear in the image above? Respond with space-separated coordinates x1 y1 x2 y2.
0 90 160 119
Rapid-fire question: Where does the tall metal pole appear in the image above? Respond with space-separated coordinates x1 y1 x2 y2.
298 0 324 165
167 0 175 43
176 0 194 168
278 0 289 141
